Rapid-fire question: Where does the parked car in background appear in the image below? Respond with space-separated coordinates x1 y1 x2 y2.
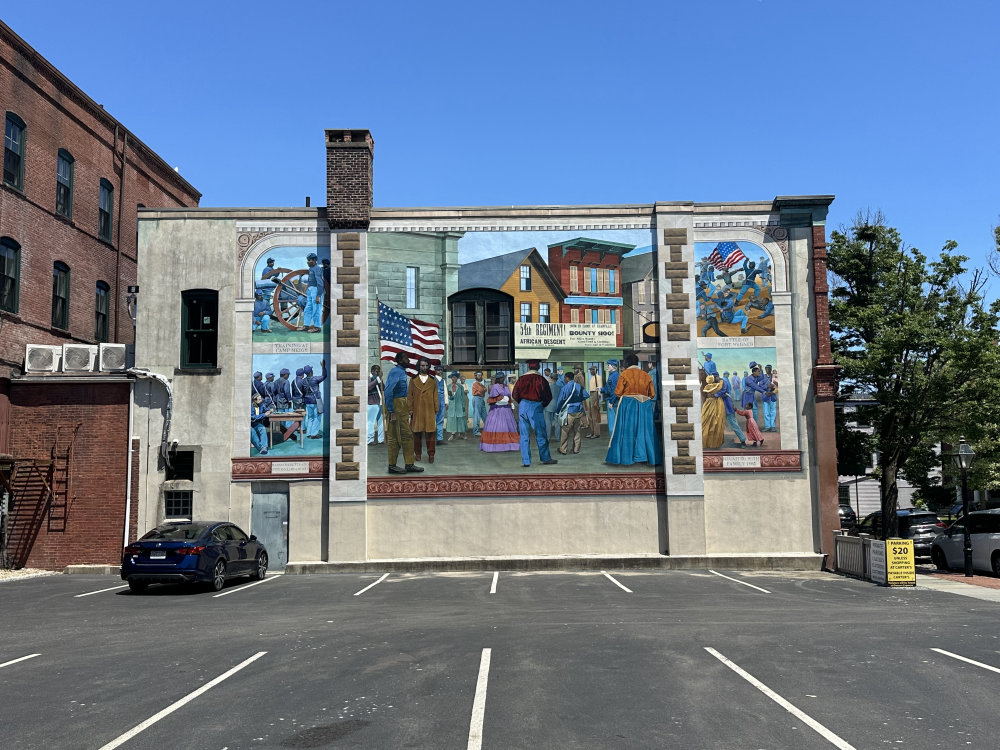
932 509 1000 576
854 509 947 558
838 504 858 530
121 521 268 593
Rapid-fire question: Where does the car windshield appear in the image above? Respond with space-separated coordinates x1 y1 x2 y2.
141 524 210 541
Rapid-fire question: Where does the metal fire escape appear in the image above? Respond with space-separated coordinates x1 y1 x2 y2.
0 424 79 569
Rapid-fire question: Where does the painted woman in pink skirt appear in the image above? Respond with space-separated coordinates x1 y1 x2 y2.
735 406 765 447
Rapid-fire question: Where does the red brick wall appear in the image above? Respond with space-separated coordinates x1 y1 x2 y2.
547 243 625 346
8 381 131 570
0 22 200 377
326 129 373 229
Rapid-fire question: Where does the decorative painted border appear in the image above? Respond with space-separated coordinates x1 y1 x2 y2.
232 457 329 480
702 450 801 472
368 472 666 498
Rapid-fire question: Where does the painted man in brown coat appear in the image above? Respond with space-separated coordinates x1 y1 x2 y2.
407 357 440 463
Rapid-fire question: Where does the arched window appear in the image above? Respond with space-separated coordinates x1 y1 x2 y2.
52 261 70 329
56 149 74 218
4 112 25 190
181 289 218 368
0 237 20 314
95 280 110 342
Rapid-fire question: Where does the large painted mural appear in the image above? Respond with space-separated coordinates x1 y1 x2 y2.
248 246 331 458
365 228 662 479
696 240 781 455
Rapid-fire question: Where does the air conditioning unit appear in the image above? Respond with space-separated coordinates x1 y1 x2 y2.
24 345 62 373
62 344 98 372
99 343 128 371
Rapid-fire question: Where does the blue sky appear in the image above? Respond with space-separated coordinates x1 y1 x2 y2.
5 1 999 275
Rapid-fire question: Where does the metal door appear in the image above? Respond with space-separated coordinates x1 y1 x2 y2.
251 486 289 571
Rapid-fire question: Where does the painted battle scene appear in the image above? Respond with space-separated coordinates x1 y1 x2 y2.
695 241 775 338
366 229 665 477
698 347 780 452
252 246 331 341
250 353 330 458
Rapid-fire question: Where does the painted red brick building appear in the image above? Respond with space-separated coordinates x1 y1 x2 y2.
546 237 635 348
0 20 200 569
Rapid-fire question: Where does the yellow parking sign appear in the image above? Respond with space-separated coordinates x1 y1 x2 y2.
886 539 916 587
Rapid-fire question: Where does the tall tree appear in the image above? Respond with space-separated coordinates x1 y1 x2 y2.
828 212 1000 537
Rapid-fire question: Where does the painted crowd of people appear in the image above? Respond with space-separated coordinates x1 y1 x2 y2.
696 255 774 337
372 353 663 473
249 360 328 455
700 355 778 450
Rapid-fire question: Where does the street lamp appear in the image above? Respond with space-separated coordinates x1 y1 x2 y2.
951 436 976 577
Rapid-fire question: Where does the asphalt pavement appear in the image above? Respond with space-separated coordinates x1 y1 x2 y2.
2 569 999 749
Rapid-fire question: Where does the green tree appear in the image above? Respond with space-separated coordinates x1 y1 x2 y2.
828 212 1000 538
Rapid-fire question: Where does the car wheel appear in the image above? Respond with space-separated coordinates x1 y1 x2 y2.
128 580 147 594
253 552 268 581
932 547 949 571
992 552 1000 578
211 560 227 592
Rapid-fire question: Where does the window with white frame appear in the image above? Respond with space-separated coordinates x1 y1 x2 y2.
520 302 532 322
539 302 550 323
519 264 531 291
406 266 419 308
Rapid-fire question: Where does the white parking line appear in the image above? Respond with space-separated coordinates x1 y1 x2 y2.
704 647 855 749
932 648 1000 674
601 571 633 593
0 653 40 669
354 572 389 596
467 648 491 750
74 584 129 598
490 572 498 594
213 574 282 598
709 570 771 594
97 651 267 750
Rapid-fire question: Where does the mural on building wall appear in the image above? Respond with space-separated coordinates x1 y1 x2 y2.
697 345 780 451
695 241 775 338
252 246 331 340
366 228 664 477
249 352 330 458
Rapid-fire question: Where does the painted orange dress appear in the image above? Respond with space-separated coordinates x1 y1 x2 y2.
701 375 726 449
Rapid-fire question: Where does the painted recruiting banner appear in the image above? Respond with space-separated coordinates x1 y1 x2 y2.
515 322 618 349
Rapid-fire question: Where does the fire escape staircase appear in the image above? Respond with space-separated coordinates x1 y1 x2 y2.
1 426 78 569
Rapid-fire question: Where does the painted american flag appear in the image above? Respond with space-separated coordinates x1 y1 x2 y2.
378 301 444 375
707 241 746 271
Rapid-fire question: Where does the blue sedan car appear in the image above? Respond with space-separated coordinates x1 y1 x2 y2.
121 521 268 593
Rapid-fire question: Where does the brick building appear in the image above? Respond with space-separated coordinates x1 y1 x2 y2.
0 20 200 569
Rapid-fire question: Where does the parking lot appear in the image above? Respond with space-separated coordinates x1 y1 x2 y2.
2 569 999 749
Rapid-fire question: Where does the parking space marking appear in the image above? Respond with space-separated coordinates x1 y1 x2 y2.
704 647 855 749
932 648 1000 675
0 653 40 670
354 572 389 596
601 571 633 593
709 570 771 594
73 584 129 598
467 648 491 750
490 572 498 594
96 651 267 750
213 573 282 598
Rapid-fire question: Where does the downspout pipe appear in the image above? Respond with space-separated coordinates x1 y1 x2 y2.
127 368 173 471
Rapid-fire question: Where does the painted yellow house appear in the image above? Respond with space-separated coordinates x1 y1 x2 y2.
451 247 564 370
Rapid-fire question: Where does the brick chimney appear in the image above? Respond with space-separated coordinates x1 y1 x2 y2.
326 129 374 229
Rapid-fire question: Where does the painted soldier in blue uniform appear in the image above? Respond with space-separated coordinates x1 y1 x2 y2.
251 393 271 455
302 252 324 333
252 371 267 399
303 361 327 438
253 290 271 334
737 258 763 303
